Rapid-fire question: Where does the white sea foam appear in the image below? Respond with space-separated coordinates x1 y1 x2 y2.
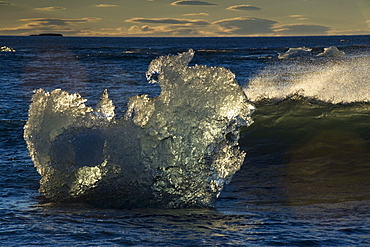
24 50 254 208
244 56 370 104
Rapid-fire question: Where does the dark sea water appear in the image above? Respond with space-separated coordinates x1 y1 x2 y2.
1 35 370 246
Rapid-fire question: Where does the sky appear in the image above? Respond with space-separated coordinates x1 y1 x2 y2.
1 0 370 37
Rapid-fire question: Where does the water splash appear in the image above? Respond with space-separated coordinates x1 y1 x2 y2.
244 55 370 104
24 50 254 209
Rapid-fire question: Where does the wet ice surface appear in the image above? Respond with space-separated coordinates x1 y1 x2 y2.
24 50 254 209
278 46 345 59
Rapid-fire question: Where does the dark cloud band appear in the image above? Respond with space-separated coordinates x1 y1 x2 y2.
126 18 210 26
215 17 277 35
171 1 216 6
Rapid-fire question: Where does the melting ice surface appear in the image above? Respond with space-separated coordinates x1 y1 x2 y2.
317 46 345 57
24 50 254 209
278 46 345 59
278 47 312 59
0 46 16 52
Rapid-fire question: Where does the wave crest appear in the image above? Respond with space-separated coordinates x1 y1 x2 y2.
244 55 370 104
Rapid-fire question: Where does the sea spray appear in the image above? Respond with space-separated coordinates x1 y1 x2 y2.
244 55 370 104
24 50 254 208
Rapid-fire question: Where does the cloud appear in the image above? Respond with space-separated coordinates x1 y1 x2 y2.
288 15 309 21
96 4 118 8
126 17 210 26
227 5 261 11
128 25 154 33
0 1 11 5
328 28 370 36
20 17 101 25
214 17 277 35
141 25 152 32
0 17 101 35
126 24 205 36
125 16 280 36
183 13 209 16
171 1 216 6
124 16 213 36
34 6 66 11
275 24 330 35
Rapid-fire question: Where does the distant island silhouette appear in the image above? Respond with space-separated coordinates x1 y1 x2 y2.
29 33 63 37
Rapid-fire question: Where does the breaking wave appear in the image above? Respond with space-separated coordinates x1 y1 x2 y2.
24 50 254 209
244 54 370 104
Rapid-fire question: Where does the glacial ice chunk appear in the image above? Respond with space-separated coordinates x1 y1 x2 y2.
317 46 345 57
1 46 16 52
278 47 312 59
24 50 254 209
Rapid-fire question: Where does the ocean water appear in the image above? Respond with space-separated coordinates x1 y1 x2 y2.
1 35 370 246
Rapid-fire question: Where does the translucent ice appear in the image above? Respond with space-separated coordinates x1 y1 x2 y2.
317 46 345 57
278 47 312 59
24 50 254 209
1 46 16 52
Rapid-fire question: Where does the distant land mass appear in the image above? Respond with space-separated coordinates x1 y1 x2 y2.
29 33 63 37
